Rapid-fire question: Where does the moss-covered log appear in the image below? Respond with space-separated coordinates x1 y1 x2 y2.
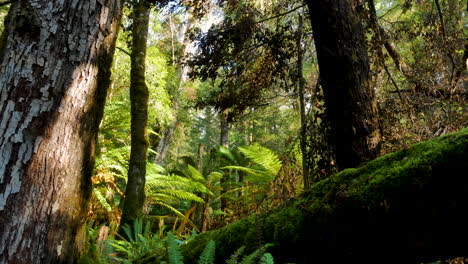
138 128 468 264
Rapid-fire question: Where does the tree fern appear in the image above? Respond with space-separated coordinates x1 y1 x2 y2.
221 165 272 183
198 240 216 264
155 189 204 203
187 165 206 182
221 144 281 184
216 145 237 163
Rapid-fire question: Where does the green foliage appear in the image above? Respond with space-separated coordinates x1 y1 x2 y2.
110 218 164 263
197 240 216 264
164 234 272 264
93 188 112 212
225 246 246 264
146 164 211 205
223 245 275 264
222 144 281 183
167 232 184 264
78 221 105 264
237 244 273 264
260 253 274 264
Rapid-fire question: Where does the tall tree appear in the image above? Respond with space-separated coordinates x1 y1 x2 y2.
120 0 151 229
305 0 381 170
0 0 122 263
295 14 311 189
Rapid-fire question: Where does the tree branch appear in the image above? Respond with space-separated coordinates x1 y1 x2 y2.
116 46 131 56
254 4 306 25
382 59 402 100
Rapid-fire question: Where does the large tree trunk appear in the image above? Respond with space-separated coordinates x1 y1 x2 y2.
305 0 381 170
119 0 151 230
154 129 467 264
0 1 122 263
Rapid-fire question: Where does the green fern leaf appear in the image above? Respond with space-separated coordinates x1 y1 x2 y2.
221 166 272 182
226 246 245 264
260 253 274 264
238 144 281 176
187 165 205 182
92 188 112 212
198 240 216 264
217 146 237 163
167 232 184 264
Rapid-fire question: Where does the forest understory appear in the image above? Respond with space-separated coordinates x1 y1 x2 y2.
0 0 466 263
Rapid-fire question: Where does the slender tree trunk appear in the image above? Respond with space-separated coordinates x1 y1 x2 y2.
154 122 176 164
296 15 310 190
219 109 230 210
220 110 229 148
201 198 211 232
0 1 122 263
120 0 151 229
305 0 381 170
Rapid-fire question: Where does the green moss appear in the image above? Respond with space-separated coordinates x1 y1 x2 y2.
137 128 468 263
303 128 468 211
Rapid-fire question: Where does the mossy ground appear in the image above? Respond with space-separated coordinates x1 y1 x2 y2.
139 128 468 263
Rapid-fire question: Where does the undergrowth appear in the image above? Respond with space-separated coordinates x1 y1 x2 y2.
79 218 274 264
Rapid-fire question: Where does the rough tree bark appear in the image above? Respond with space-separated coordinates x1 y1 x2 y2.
305 0 381 170
120 0 151 229
0 1 122 263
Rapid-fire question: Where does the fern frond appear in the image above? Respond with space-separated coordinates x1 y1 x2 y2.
260 253 274 264
147 193 180 205
133 218 143 242
92 188 112 212
239 248 263 264
198 240 215 264
146 163 167 174
154 189 204 203
226 246 245 264
238 144 281 176
207 172 223 185
216 146 237 163
146 173 212 195
167 232 184 264
221 166 272 182
187 165 205 182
